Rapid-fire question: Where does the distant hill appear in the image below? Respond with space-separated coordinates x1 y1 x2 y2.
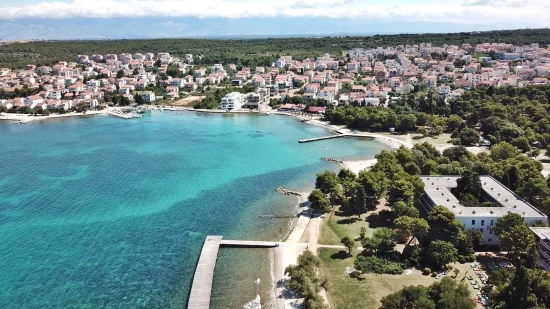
0 28 548 69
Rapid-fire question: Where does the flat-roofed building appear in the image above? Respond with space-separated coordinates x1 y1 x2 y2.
418 176 547 245
529 227 550 272
220 92 244 110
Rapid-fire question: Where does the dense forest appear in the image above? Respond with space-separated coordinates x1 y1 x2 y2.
0 28 549 69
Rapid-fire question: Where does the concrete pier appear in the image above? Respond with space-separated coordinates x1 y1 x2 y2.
220 240 279 248
298 134 347 143
187 236 223 309
105 110 141 119
187 237 280 308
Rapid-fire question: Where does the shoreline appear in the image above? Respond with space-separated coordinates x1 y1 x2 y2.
0 110 107 123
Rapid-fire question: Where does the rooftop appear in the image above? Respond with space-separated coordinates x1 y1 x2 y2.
421 175 546 218
529 227 550 240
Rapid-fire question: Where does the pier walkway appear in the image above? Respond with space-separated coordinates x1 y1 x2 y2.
298 134 348 143
105 110 141 119
220 240 279 247
187 236 223 309
187 236 281 309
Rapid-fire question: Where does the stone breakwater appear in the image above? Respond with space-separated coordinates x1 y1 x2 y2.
322 157 344 163
276 187 302 196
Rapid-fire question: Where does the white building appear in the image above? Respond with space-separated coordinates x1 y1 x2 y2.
529 228 550 272
220 92 244 110
418 176 547 246
140 91 156 103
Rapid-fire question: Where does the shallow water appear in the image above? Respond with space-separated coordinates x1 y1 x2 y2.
0 112 389 308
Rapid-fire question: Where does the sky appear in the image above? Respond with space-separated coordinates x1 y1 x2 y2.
0 0 549 39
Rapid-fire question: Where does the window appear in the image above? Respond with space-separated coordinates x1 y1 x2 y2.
486 226 490 231
490 220 494 226
489 229 493 235
472 220 476 225
480 228 484 233
488 238 492 242
481 220 485 226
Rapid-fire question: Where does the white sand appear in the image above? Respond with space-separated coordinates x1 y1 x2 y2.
341 158 378 174
0 110 106 123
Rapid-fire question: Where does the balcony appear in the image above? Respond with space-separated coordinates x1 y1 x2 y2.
541 239 550 252
539 257 550 272
540 248 550 262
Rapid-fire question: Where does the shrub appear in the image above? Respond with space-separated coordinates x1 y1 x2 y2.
359 227 367 240
431 272 438 277
457 255 466 264
423 267 431 275
355 255 405 275
349 270 362 279
466 254 476 262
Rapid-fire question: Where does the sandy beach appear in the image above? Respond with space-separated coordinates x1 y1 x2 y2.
271 190 339 309
341 159 378 174
0 110 107 123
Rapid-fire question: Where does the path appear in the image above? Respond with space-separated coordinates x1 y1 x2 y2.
274 207 327 309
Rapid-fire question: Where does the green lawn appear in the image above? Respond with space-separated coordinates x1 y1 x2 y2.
318 248 377 309
319 205 391 246
319 248 444 309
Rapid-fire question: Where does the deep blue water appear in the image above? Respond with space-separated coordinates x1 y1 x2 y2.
0 112 388 308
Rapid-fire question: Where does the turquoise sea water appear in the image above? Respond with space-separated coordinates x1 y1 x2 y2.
0 112 389 309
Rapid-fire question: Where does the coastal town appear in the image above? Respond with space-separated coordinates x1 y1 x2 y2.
4 37 550 309
0 41 549 120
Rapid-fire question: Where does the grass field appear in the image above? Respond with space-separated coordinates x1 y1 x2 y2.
317 202 489 309
318 247 439 309
318 247 487 309
318 203 392 247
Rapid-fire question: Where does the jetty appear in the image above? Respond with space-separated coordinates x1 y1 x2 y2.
187 236 280 309
322 157 344 163
187 236 223 309
220 240 279 248
106 110 141 119
298 134 347 143
276 187 302 196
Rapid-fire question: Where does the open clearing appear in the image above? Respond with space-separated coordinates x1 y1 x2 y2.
170 96 205 106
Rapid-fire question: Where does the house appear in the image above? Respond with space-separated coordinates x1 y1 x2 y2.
351 85 366 93
140 91 156 102
84 99 99 109
245 92 265 109
48 90 62 100
25 95 43 106
423 76 437 88
0 68 11 76
308 106 326 114
364 98 381 106
184 82 197 91
438 85 451 95
418 176 547 245
211 64 224 73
